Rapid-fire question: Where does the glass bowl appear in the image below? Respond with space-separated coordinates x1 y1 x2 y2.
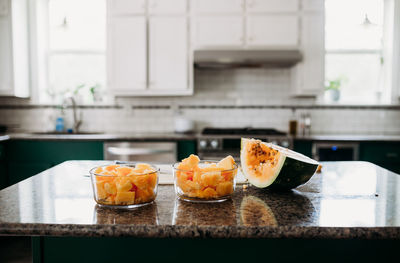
90 163 159 209
173 160 238 203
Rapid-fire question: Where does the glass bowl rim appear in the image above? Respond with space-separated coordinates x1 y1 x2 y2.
89 163 160 177
172 159 238 172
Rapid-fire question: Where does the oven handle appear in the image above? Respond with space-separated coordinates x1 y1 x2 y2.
107 147 174 156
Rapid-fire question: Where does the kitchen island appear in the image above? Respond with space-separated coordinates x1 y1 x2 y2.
0 161 399 262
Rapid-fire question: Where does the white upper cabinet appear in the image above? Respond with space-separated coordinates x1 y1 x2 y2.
107 0 192 96
247 0 299 13
0 0 29 98
108 17 147 94
149 17 188 93
191 0 243 14
109 0 146 15
302 0 324 12
148 0 186 14
193 16 243 47
246 15 298 47
0 17 12 95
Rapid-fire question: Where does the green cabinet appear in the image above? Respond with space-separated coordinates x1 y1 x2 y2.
360 142 400 174
4 140 103 188
293 140 313 158
177 140 197 161
33 236 400 263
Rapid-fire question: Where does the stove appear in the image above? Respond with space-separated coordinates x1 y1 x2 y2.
198 127 293 160
202 127 287 136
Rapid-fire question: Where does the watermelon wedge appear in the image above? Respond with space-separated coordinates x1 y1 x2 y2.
240 138 319 190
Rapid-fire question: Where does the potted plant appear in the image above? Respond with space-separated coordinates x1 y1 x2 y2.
325 77 344 102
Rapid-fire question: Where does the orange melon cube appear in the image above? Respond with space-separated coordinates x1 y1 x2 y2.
201 171 222 187
115 191 135 204
96 181 108 200
135 188 155 203
135 163 152 170
181 154 200 167
105 165 119 172
104 182 117 195
131 174 150 190
179 180 200 193
116 167 133 176
94 167 103 174
201 187 218 198
116 177 132 192
217 155 235 170
147 172 158 189
216 181 234 196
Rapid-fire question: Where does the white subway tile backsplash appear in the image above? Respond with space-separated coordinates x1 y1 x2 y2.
1 68 400 135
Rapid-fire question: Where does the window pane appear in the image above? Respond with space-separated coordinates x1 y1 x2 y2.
325 0 384 50
49 0 106 50
48 54 106 100
325 53 383 103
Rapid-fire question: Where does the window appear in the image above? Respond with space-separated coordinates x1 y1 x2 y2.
324 0 393 104
37 0 106 103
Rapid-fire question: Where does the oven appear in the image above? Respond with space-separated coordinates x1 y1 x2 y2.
197 128 293 161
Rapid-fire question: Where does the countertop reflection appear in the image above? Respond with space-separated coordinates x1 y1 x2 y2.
0 161 399 239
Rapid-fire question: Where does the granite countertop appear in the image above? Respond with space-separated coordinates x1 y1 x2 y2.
2 132 400 142
0 160 399 239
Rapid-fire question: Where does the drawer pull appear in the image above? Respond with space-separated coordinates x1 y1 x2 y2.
386 153 398 158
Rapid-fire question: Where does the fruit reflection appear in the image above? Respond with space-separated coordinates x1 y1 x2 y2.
240 196 278 226
173 199 236 226
240 190 315 226
94 203 158 225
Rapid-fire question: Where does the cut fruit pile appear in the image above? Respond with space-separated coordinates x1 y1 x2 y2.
175 154 237 199
93 164 158 205
241 138 319 190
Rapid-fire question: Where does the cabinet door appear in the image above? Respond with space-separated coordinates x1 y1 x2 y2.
149 17 188 92
108 17 147 94
193 16 243 47
292 14 324 96
191 0 243 14
247 15 298 47
247 0 298 13
0 17 12 95
149 0 186 14
108 0 146 15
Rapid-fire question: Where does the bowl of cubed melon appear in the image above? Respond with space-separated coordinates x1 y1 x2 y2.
90 163 159 208
173 154 238 203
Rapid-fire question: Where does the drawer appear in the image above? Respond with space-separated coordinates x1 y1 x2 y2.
360 142 400 163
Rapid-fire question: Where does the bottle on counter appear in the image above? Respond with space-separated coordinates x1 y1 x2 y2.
55 106 65 132
288 108 298 136
55 117 64 132
300 112 312 136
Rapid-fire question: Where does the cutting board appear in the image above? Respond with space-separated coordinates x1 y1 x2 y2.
157 164 246 185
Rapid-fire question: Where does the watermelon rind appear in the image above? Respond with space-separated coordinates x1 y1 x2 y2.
241 138 319 190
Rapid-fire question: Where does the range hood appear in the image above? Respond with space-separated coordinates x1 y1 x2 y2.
194 49 302 69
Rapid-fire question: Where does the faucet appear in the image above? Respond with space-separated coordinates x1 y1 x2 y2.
63 96 82 133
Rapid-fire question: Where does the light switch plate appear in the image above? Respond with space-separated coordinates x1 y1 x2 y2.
0 0 9 16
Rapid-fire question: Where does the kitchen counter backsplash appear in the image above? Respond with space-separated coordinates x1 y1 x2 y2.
0 68 399 135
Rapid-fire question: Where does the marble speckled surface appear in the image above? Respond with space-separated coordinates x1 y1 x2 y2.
0 161 400 239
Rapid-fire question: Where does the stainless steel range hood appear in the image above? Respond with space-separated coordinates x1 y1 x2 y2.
194 49 302 69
